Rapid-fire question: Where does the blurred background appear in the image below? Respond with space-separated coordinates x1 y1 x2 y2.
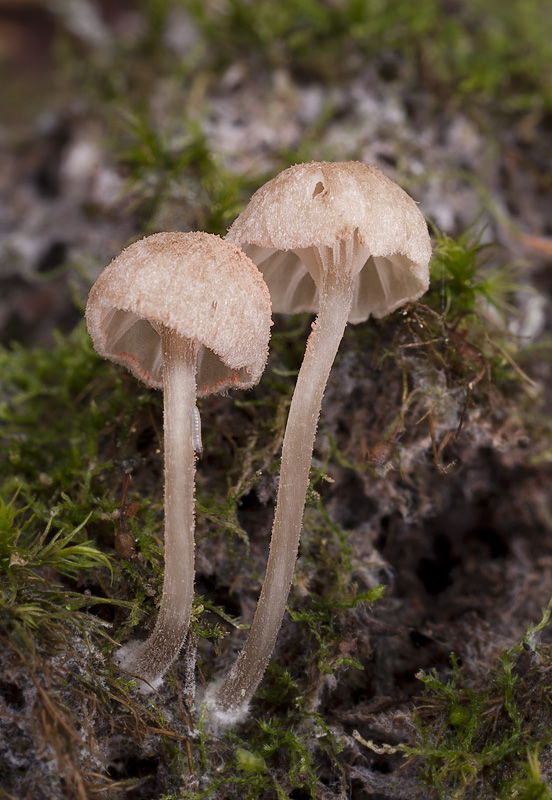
1 0 551 347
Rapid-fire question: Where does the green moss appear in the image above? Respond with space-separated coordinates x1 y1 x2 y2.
0 325 141 655
406 599 552 799
289 496 385 676
190 702 346 800
114 111 265 236
428 226 520 321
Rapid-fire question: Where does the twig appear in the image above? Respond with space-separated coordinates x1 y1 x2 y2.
353 729 401 754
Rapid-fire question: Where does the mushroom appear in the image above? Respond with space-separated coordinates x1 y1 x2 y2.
85 231 272 689
208 161 432 720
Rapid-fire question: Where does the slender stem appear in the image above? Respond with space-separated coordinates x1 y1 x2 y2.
119 328 198 688
211 266 355 716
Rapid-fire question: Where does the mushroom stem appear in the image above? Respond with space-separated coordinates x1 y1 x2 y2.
117 326 198 688
211 261 355 718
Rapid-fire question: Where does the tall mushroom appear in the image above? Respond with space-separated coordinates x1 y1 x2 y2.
208 161 432 720
85 231 272 689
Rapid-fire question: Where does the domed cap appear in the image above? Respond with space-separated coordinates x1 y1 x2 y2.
226 161 432 322
85 232 272 395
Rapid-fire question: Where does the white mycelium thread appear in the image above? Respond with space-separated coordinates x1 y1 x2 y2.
192 405 202 453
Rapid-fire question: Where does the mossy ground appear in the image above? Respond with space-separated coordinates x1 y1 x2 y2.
1 2 551 798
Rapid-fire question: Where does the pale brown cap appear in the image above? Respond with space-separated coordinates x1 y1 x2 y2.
85 232 272 395
226 161 432 322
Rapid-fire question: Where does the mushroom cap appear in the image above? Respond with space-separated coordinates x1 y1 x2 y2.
226 161 432 322
85 232 272 394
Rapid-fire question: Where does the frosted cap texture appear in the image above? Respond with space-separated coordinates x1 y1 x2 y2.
85 232 272 394
226 161 432 322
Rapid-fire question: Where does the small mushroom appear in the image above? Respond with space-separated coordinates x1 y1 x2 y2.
85 231 272 689
208 161 431 720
